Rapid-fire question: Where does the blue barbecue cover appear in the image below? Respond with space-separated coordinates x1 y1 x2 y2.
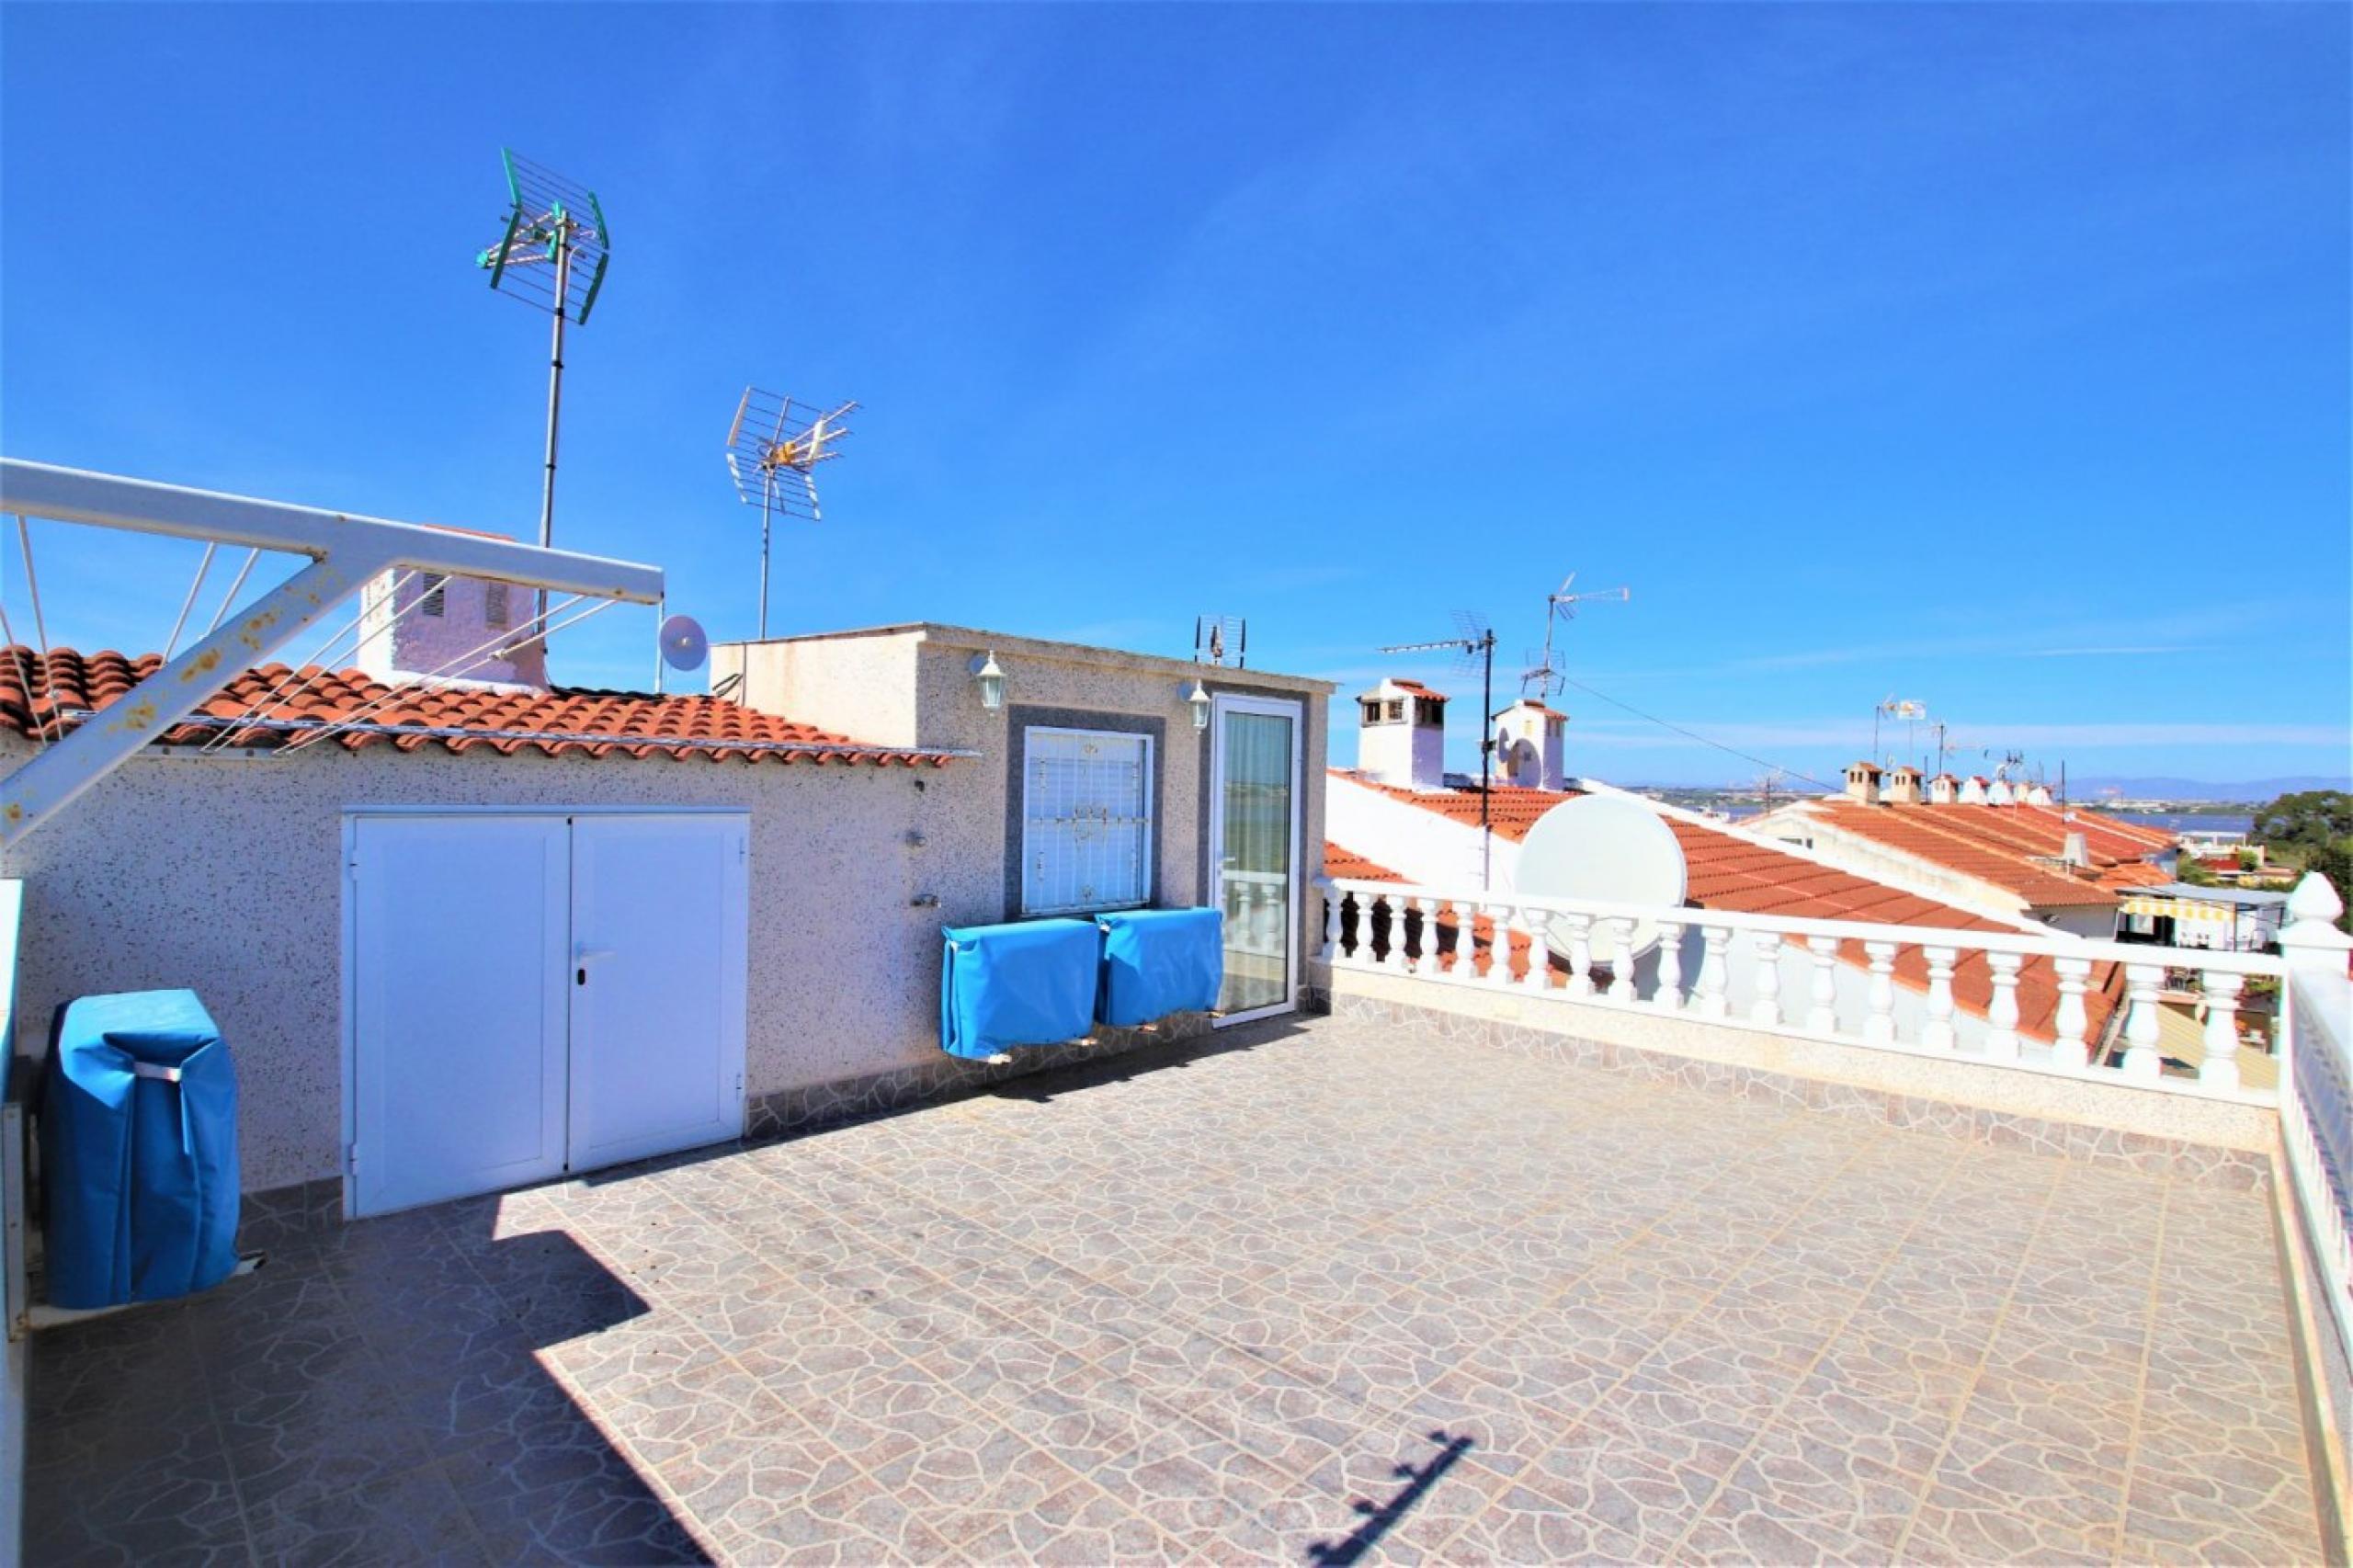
940 918 1101 1060
41 990 240 1310
1097 908 1224 1026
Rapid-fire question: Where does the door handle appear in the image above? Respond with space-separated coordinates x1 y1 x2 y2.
574 945 616 986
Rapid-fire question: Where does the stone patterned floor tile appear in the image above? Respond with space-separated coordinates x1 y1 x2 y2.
244 1457 489 1566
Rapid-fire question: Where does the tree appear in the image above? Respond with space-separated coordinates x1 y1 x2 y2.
2303 840 2353 936
2250 790 2353 850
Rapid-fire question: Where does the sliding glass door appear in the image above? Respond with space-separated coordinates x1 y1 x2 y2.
1209 694 1302 1023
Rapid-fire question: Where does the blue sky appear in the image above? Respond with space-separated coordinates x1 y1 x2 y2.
4 4 2347 789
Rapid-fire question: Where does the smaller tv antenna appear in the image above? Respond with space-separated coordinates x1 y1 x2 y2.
1521 573 1629 698
726 388 857 640
1194 615 1248 668
1381 611 1499 887
476 149 611 650
1872 696 1927 767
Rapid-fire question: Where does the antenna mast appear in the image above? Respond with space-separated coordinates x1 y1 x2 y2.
476 149 611 653
724 389 857 639
1520 572 1629 699
1380 613 1497 888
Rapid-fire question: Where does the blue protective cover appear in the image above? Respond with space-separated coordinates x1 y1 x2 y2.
1096 908 1225 1026
940 918 1102 1060
41 990 241 1310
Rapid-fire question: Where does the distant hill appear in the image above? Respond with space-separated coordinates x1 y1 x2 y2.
2071 776 2351 803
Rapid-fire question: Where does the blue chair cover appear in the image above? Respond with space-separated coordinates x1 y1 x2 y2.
940 919 1101 1060
41 990 240 1309
1097 908 1224 1026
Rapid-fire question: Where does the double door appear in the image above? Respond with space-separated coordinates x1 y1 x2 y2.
347 812 748 1217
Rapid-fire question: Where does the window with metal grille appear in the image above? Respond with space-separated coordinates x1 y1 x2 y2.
483 582 509 627
420 574 448 618
1021 727 1153 916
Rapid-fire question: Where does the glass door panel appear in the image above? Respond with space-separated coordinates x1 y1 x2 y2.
1212 699 1299 1018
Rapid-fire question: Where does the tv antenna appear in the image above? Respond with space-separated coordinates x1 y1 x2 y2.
724 388 857 639
476 149 610 653
1872 696 1927 767
1194 615 1247 668
1520 573 1629 698
1380 611 1499 887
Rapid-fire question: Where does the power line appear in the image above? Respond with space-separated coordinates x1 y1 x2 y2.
1554 676 1841 794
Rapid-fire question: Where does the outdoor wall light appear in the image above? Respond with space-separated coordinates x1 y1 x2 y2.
1184 677 1211 730
970 651 1006 711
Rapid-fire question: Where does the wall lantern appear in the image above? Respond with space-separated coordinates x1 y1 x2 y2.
1184 677 1211 730
970 651 1006 711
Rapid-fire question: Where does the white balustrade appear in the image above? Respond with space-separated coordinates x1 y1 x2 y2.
1413 896 1442 977
1561 913 1595 998
1920 946 1959 1052
1486 903 1518 989
1804 935 1840 1034
1983 951 2023 1061
1606 918 1638 1003
1521 908 1553 992
1862 941 1897 1045
1696 923 1732 1019
1449 900 1481 982
1381 893 1411 975
2199 970 2244 1089
2120 963 2165 1079
1748 931 1784 1026
1318 883 1338 965
1653 920 1686 1011
2052 957 2092 1068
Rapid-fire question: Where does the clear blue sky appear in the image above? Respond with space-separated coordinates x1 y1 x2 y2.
5 4 2347 790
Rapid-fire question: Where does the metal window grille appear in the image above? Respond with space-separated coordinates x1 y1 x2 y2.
1022 727 1152 915
483 582 509 628
420 574 448 618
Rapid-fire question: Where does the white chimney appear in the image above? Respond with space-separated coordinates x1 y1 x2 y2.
2062 830 2090 868
1884 766 1924 805
1356 678 1448 790
1494 699 1567 790
2026 784 2053 806
1959 775 1989 804
1987 778 2015 807
1843 760 1883 804
1928 772 1960 805
357 557 547 689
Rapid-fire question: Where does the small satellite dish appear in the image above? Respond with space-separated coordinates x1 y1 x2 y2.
659 613 710 672
1516 794 1688 957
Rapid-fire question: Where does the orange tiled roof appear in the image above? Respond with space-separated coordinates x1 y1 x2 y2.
1811 801 2172 906
0 648 956 767
1324 843 1406 882
1328 771 2122 1042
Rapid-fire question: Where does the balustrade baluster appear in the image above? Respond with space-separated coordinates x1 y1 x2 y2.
1449 901 1481 982
1983 951 2022 1060
2120 963 2164 1079
1562 913 1595 997
2198 970 2245 1090
1748 931 1784 1026
1607 918 1638 1002
1381 894 1411 974
1653 920 1687 1010
1804 936 1840 1033
1920 947 1959 1051
1486 903 1518 988
2051 957 2092 1067
1862 941 1897 1045
1412 896 1441 976
1318 885 1339 965
1696 923 1732 1018
1522 909 1553 991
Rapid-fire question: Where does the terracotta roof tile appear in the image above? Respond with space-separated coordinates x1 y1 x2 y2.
1324 843 1405 882
1811 801 2173 905
0 647 955 768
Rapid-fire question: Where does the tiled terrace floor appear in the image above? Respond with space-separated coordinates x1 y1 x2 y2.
30 1015 2322 1565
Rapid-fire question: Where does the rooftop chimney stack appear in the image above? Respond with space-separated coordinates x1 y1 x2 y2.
1960 775 1989 805
1843 760 1884 805
1928 772 1960 805
1357 677 1449 790
1987 778 2015 807
358 558 548 690
1884 765 1924 805
2062 829 2090 869
1494 699 1567 790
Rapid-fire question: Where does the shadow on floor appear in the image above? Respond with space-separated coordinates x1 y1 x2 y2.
1306 1428 1475 1566
27 1200 709 1564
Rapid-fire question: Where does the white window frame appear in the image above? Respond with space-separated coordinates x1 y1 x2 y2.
1019 725 1155 917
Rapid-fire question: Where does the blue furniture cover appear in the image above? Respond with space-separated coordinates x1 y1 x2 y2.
940 918 1100 1060
1097 908 1224 1026
41 990 240 1310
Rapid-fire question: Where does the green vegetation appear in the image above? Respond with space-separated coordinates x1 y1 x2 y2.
2250 790 2353 933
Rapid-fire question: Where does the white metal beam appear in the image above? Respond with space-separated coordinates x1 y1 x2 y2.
0 460 667 847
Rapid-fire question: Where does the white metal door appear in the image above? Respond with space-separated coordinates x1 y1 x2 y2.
349 815 571 1217
567 815 748 1170
1209 694 1302 1025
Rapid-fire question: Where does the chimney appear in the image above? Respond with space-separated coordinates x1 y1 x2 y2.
1884 765 1924 805
357 558 547 690
1960 775 1989 804
2026 783 2053 806
1494 699 1567 790
2062 830 2090 869
1843 760 1883 804
1987 778 2015 807
1356 677 1448 790
1928 772 1960 805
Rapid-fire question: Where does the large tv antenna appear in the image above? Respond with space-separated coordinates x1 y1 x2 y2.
476 149 611 648
1380 611 1499 887
724 388 857 639
1194 615 1247 668
1872 695 1927 767
1520 573 1629 698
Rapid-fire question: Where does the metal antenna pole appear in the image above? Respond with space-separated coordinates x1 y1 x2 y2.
757 474 775 641
533 220 572 646
1479 629 1495 889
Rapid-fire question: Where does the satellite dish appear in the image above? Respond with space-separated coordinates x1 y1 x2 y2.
1516 794 1688 957
659 613 710 673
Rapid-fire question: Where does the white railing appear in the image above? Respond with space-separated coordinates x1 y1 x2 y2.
1315 875 2288 1096
2277 877 2353 1372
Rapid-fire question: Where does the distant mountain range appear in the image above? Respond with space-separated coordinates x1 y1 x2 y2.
2066 776 2349 803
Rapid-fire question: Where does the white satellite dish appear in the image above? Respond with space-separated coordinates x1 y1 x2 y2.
659 613 710 673
1516 794 1688 957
